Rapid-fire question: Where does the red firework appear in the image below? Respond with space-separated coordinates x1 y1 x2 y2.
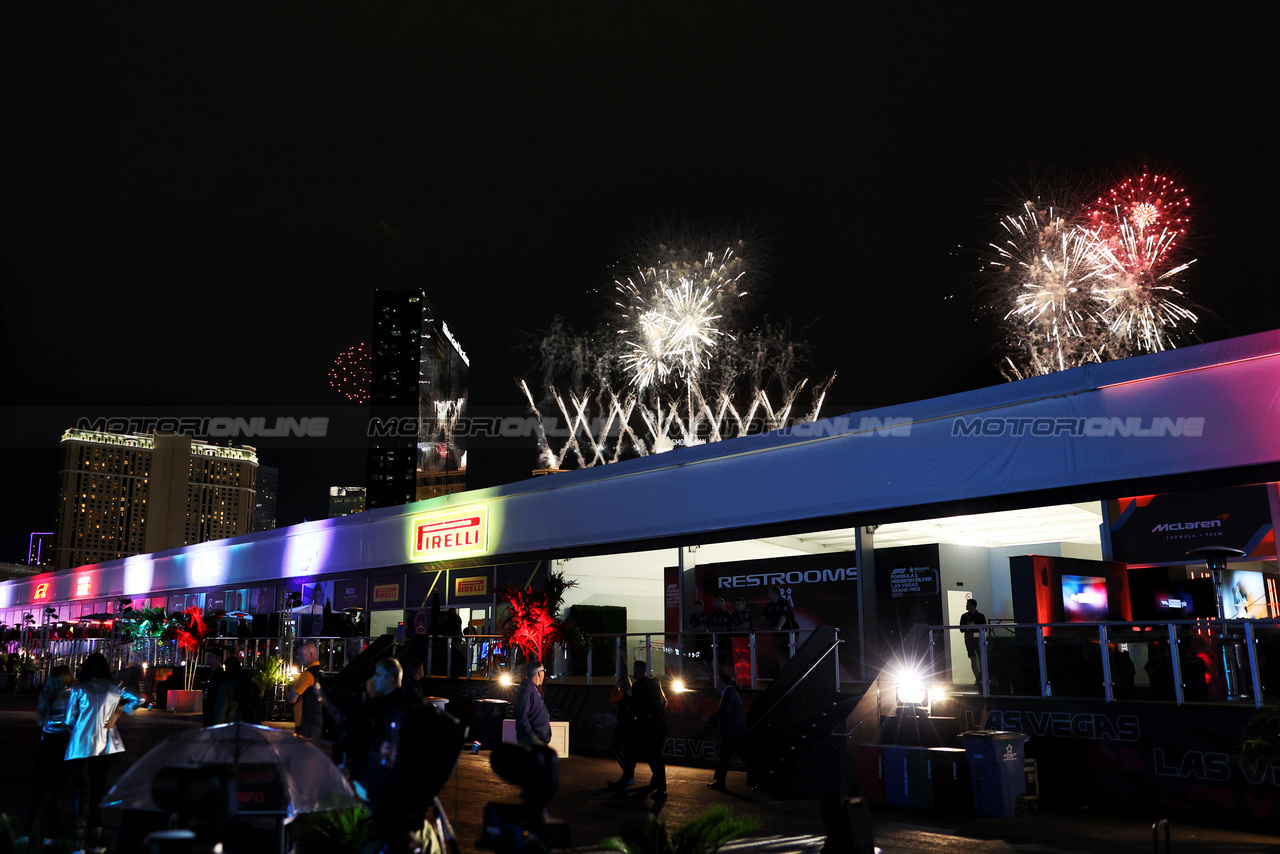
329 342 371 403
1085 172 1192 266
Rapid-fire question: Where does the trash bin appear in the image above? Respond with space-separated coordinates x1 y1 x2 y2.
473 698 509 749
959 730 1028 817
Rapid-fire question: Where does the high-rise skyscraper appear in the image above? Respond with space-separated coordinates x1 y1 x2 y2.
53 430 258 571
328 486 367 517
367 289 468 509
250 464 279 533
28 532 55 566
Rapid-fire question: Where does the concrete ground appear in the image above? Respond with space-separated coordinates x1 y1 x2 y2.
1 694 1276 853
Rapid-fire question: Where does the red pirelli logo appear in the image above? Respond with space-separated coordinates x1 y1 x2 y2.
372 584 400 603
410 506 489 561
455 576 488 597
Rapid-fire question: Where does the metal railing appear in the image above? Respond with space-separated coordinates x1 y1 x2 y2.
4 627 832 692
924 617 1279 707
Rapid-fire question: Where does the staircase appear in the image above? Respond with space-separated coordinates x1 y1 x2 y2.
745 626 869 797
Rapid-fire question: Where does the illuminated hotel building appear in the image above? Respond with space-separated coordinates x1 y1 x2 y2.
367 288 468 509
53 430 258 571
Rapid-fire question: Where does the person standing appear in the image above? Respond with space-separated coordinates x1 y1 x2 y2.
729 597 753 681
64 653 143 844
959 599 987 683
760 585 797 675
514 660 551 746
399 658 425 701
23 665 74 839
710 597 732 672
288 641 324 740
704 671 749 790
606 674 635 790
201 647 226 728
629 660 668 801
687 600 712 680
213 653 263 725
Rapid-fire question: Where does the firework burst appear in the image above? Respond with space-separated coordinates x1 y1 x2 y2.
989 202 1115 375
1083 173 1197 354
614 248 745 389
987 172 1201 378
329 342 371 403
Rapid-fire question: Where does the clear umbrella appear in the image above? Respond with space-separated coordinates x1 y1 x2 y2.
104 723 361 819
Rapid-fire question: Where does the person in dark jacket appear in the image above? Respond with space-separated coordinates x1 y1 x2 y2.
513 660 551 746
288 642 324 740
606 674 634 790
704 670 749 790
213 653 263 724
626 660 667 801
24 665 74 838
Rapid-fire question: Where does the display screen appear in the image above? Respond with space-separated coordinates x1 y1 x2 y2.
1062 574 1109 622
1222 570 1269 619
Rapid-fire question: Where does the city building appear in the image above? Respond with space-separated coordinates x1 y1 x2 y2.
52 430 258 571
367 288 468 508
250 464 279 533
328 486 366 518
27 532 54 567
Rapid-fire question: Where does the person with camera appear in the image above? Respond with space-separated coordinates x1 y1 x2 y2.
342 658 465 853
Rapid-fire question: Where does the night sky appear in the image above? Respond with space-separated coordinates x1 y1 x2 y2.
3 5 1276 563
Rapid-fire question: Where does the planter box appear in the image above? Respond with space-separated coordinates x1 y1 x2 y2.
166 689 203 713
501 719 570 755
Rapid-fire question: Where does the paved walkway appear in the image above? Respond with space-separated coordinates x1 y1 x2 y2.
2 695 1276 853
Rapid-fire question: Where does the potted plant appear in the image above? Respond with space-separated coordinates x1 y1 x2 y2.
165 606 214 712
601 805 761 854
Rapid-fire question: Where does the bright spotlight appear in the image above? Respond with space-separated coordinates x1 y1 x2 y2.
498 673 513 687
894 667 927 706
670 678 687 693
928 686 947 704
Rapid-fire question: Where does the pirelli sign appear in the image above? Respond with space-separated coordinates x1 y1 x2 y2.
410 506 490 561
455 576 489 597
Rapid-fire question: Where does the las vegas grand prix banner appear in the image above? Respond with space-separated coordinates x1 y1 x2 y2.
692 553 861 681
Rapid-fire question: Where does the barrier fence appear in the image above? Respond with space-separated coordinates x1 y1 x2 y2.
8 619 1275 706
924 617 1280 707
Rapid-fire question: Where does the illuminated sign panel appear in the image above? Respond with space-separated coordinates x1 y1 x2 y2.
35 582 50 600
455 576 488 597
75 575 91 598
410 507 489 561
372 584 401 604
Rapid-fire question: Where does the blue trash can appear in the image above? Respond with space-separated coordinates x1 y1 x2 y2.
959 730 1028 817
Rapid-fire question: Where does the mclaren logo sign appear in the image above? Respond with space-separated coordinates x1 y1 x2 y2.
410 507 490 561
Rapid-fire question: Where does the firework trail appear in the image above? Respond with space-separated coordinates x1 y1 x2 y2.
522 238 833 466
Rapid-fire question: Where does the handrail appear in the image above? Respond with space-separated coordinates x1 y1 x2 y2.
748 637 842 732
926 617 1276 707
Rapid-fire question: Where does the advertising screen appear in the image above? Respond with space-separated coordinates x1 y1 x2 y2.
1129 574 1215 620
1222 570 1269 619
1062 574 1109 622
